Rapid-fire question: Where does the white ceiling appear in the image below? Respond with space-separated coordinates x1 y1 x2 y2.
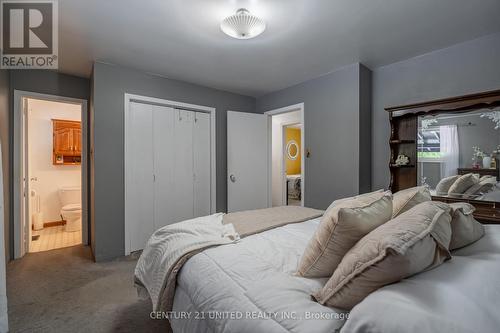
59 0 500 96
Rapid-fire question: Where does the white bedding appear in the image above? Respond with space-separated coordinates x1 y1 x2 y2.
171 219 500 333
171 217 348 333
342 224 500 333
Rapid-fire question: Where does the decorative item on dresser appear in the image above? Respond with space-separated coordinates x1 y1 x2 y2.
386 89 500 224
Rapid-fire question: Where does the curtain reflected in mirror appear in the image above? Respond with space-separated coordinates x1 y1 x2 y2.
418 109 500 202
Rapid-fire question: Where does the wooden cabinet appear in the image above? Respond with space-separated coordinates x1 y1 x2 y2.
52 119 82 165
432 195 500 224
73 128 82 154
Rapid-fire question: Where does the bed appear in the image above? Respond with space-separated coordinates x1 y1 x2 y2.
169 217 500 333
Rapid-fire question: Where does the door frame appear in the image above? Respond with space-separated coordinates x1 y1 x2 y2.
13 90 89 259
264 103 305 207
124 93 216 255
281 121 302 205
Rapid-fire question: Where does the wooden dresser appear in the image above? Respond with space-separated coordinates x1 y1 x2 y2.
431 194 500 224
386 89 500 224
457 167 499 181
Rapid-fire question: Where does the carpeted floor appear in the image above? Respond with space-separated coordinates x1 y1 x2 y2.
7 245 168 332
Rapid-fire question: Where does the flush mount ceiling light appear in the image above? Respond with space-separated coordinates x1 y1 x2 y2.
220 8 266 39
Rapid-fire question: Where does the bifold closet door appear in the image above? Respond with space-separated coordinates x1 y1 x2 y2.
193 112 211 217
127 102 155 253
127 103 212 252
172 109 195 222
153 105 175 230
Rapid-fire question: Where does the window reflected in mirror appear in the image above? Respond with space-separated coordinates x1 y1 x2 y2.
417 109 500 201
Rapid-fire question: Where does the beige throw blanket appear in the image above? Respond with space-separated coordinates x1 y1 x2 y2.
224 206 323 237
134 206 323 315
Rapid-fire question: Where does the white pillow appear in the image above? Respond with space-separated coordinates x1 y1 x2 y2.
392 186 431 218
435 175 460 195
296 191 393 278
313 201 452 310
448 173 479 195
448 203 485 250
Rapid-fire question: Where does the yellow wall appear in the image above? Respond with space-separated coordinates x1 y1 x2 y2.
285 127 301 175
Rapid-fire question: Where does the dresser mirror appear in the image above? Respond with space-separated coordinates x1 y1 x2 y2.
418 109 500 202
387 89 500 223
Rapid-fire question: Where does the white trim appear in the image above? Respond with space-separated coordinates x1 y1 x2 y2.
280 121 301 205
265 103 304 116
264 103 305 207
0 140 8 332
124 93 217 255
13 90 88 259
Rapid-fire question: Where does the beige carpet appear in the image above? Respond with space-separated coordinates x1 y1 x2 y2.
7 245 168 332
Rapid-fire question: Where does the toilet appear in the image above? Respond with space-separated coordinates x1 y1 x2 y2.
58 186 82 232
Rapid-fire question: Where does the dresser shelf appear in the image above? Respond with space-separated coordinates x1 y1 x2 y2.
390 164 415 169
389 140 416 145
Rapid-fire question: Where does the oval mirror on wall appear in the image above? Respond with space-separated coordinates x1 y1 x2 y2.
286 140 299 160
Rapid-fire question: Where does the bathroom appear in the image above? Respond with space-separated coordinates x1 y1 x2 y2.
26 98 83 252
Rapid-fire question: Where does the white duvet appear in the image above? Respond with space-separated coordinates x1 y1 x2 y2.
171 218 500 333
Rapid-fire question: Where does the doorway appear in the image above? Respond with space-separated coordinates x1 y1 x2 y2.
266 104 305 207
13 91 88 259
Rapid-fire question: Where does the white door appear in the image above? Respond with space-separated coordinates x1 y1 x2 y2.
153 105 175 230
126 101 213 254
21 98 29 255
127 102 155 253
172 109 195 222
0 141 8 332
227 111 269 212
193 112 211 217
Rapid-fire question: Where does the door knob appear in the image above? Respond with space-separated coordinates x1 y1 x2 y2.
229 174 236 183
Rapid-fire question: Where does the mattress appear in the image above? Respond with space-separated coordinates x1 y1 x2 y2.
171 219 500 333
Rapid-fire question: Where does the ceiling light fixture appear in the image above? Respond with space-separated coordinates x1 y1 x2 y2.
220 8 266 39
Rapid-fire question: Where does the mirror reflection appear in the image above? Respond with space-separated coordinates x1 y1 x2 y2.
417 109 500 201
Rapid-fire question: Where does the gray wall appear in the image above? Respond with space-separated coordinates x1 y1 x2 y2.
257 63 372 209
92 62 256 261
0 70 9 262
8 70 90 260
372 32 500 190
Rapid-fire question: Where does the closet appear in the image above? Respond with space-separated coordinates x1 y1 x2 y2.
126 101 211 253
